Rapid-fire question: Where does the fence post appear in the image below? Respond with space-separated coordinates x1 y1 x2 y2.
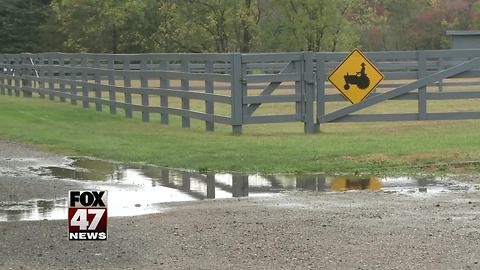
240 58 249 129
231 53 243 134
7 58 13 96
0 72 3 96
181 60 190 128
48 55 55 101
315 53 326 132
294 55 303 120
123 56 132 118
22 55 33 98
417 50 427 120
0 57 5 96
108 56 116 114
205 60 214 131
303 52 315 134
37 56 45 99
59 55 66 102
6 72 11 96
81 56 89 108
159 60 169 125
14 57 20 97
140 58 149 122
94 58 102 112
70 56 77 105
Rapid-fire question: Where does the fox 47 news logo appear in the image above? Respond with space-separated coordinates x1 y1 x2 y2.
68 190 108 241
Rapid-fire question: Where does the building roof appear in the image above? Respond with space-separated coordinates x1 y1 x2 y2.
446 30 480 36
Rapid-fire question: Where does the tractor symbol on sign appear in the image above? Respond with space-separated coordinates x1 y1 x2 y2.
344 63 370 90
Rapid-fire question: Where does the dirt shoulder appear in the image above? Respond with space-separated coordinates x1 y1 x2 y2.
1 139 480 269
1 191 479 270
0 139 83 202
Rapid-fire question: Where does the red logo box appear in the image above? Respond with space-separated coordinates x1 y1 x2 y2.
68 190 108 241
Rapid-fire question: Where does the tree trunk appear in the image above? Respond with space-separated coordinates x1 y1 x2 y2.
240 0 253 53
112 25 117 54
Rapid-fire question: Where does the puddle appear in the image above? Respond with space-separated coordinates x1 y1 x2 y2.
0 157 477 221
0 199 67 222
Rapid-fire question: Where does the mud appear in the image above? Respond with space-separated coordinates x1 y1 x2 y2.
2 155 478 222
1 139 480 269
0 140 83 202
1 192 480 269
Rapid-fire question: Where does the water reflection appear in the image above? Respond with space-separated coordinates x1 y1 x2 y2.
0 157 474 221
41 158 124 182
0 198 67 221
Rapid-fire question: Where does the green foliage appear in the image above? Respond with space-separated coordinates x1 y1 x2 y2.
259 0 359 52
0 0 51 53
173 0 261 52
41 0 261 53
42 0 129 53
2 0 480 53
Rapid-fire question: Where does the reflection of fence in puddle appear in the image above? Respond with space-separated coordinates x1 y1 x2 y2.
151 172 439 197
40 158 440 199
0 198 67 221
1 158 453 221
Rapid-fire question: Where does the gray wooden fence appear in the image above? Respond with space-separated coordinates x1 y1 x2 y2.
1 49 480 134
316 49 480 129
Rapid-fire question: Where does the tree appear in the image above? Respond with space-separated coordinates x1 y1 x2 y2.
258 0 359 52
405 0 480 50
0 0 51 53
349 0 388 51
42 0 129 53
173 0 261 53
10 0 480 54
42 0 262 53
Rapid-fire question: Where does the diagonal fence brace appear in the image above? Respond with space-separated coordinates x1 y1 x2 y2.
321 57 480 123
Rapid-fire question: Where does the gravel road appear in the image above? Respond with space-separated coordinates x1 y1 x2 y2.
0 140 83 202
0 139 479 269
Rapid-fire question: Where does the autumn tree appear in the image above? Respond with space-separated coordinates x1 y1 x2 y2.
4 0 480 54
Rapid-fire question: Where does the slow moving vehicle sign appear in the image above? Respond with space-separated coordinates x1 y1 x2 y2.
328 48 384 104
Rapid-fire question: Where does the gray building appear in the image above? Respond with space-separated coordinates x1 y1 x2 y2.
446 30 480 49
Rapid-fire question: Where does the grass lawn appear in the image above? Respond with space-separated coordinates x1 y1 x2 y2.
1 94 480 174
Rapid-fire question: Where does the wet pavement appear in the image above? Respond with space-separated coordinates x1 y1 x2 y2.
0 157 478 222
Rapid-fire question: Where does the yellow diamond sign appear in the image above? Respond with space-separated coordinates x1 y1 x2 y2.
328 48 384 104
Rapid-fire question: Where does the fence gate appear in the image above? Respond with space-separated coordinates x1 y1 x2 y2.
315 50 480 129
2 50 480 134
238 52 315 133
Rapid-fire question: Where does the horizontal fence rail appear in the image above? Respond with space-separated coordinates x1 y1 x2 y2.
0 53 236 132
315 49 480 129
1 49 480 134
